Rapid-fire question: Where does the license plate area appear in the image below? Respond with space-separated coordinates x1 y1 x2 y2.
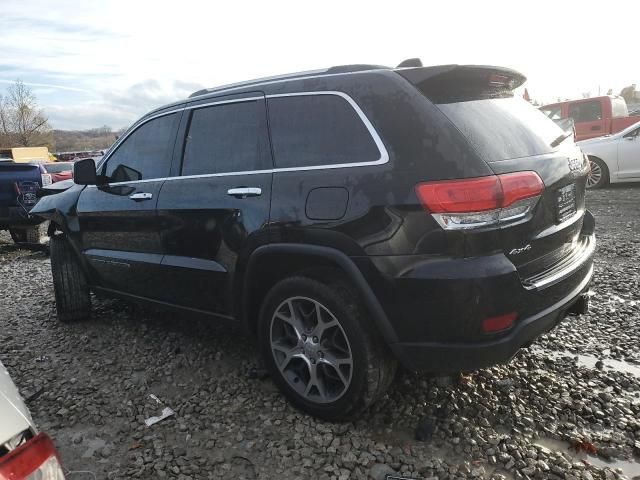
556 183 576 223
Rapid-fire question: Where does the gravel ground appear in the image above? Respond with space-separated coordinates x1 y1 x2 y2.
1 185 640 480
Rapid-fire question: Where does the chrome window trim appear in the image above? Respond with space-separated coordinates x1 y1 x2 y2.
91 91 389 188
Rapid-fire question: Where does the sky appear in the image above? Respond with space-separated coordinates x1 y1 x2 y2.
0 0 637 130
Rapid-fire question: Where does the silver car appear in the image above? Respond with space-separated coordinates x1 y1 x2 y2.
0 360 65 479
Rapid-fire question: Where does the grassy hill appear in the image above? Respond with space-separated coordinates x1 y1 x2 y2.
52 126 123 153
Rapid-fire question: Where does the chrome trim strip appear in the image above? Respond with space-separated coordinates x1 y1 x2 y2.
91 91 389 188
524 236 596 290
188 96 263 110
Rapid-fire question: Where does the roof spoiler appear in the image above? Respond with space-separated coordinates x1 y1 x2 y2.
397 64 526 101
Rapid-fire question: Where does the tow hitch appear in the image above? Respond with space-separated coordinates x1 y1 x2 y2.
567 292 590 316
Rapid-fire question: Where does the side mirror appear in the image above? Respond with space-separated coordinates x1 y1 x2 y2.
73 158 97 185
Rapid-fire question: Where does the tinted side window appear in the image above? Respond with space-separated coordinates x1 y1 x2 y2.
105 113 179 182
568 101 602 122
268 95 380 168
182 101 261 175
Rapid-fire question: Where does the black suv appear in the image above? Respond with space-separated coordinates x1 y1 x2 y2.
33 61 595 420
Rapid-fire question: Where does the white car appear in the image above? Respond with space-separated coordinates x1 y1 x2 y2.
578 120 640 188
0 360 65 479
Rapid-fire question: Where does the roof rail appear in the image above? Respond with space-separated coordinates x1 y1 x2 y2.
188 63 396 98
188 68 328 98
325 64 389 74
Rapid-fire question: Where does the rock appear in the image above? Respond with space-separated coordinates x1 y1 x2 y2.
368 463 396 480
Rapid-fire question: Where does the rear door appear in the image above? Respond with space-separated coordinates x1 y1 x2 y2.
155 93 272 315
569 100 606 140
77 110 182 297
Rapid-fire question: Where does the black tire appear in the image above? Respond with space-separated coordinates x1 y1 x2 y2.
25 222 46 244
9 229 26 244
587 157 609 189
258 275 397 421
9 222 46 245
50 235 91 322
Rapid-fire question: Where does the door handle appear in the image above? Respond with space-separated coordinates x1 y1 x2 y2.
591 125 601 131
129 192 153 201
227 187 262 198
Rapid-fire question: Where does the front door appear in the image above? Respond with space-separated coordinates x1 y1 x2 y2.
155 94 272 315
77 110 182 298
617 126 640 179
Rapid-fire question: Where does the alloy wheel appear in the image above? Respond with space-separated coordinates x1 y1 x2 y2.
269 296 353 404
587 160 602 188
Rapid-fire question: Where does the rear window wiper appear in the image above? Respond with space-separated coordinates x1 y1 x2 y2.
550 131 573 148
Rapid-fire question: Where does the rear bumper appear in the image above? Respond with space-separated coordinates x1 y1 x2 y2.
388 263 593 372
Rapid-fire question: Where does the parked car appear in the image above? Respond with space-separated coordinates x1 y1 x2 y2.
0 159 50 244
0 360 66 479
41 162 73 183
32 61 595 420
578 121 640 188
540 96 640 141
55 151 104 162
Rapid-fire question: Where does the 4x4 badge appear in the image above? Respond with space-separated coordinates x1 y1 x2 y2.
509 244 532 255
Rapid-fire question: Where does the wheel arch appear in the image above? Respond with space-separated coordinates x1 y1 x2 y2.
238 244 399 345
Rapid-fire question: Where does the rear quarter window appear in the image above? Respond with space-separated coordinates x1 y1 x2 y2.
267 94 381 169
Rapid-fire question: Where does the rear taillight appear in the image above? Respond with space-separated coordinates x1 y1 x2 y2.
0 433 65 479
415 171 544 230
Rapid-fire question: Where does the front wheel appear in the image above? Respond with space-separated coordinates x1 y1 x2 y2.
258 276 397 421
50 235 91 322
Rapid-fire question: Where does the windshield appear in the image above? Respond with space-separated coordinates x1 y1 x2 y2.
436 96 566 162
44 162 73 173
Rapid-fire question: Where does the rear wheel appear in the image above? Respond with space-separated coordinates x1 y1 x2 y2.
50 235 91 322
9 222 47 245
9 229 26 244
587 157 609 189
258 276 397 421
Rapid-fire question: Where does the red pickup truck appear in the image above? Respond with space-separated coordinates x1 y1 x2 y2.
541 95 640 141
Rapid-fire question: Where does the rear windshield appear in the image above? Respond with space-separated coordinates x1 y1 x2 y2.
436 96 565 162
